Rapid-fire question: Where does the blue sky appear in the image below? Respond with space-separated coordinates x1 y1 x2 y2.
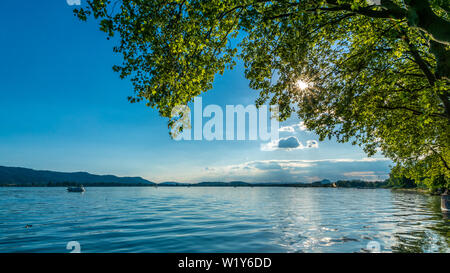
0 1 392 183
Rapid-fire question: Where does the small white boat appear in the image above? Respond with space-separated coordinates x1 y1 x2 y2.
67 185 85 192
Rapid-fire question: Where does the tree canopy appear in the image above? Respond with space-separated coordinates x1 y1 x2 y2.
74 0 450 189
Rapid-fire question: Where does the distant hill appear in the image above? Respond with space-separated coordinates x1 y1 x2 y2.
0 166 388 188
158 182 186 186
196 181 252 187
311 179 332 186
155 180 387 188
157 181 253 187
0 166 155 186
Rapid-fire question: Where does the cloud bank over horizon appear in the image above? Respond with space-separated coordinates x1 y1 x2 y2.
190 157 392 183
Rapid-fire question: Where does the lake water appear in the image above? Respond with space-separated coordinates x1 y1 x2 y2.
0 187 449 253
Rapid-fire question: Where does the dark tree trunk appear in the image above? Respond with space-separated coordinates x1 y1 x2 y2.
406 0 450 46
442 193 450 212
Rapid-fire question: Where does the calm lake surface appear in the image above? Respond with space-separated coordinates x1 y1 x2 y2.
0 187 449 253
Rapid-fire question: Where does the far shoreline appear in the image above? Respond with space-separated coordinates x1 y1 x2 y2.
1 182 439 195
0 181 390 189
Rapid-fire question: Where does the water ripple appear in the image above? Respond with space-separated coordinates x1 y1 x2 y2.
0 187 448 253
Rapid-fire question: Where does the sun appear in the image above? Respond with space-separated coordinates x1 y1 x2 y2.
296 80 309 90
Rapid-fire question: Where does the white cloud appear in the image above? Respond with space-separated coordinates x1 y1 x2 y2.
278 136 301 149
306 140 319 148
367 0 381 5
296 121 308 131
343 171 376 176
279 126 295 133
261 137 319 151
342 171 384 181
279 121 308 133
66 0 81 5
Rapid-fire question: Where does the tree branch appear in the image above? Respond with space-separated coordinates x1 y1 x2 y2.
429 145 450 171
325 0 407 19
377 105 446 119
405 0 450 46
